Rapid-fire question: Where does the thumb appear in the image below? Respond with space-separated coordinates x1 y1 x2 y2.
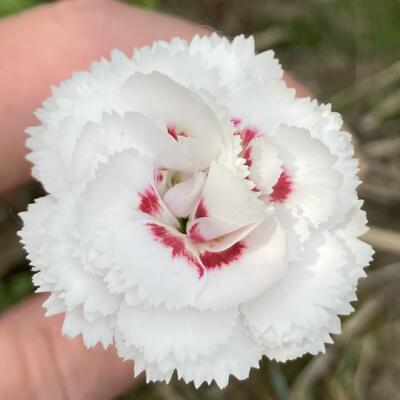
0 294 138 400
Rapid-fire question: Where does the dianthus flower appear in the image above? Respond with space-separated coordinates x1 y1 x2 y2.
20 34 373 388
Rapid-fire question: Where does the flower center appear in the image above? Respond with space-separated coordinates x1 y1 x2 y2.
178 217 189 234
137 119 294 275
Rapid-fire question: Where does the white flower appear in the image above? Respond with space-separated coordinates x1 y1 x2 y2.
20 34 373 388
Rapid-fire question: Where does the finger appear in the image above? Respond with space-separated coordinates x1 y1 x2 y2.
283 72 312 97
0 0 209 193
0 294 136 400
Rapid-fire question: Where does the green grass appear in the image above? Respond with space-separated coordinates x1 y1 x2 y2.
0 0 45 17
0 270 33 311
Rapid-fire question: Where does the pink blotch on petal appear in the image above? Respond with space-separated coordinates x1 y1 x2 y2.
167 126 178 140
138 186 161 216
235 127 258 168
240 127 258 149
242 146 252 167
270 170 293 202
231 117 242 127
188 222 206 244
195 199 208 219
155 168 167 183
200 242 245 269
147 223 205 278
167 124 187 140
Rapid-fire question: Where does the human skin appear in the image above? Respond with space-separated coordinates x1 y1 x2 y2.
0 1 310 399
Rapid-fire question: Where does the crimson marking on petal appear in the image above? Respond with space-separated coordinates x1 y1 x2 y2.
155 168 167 183
240 127 258 149
138 186 161 216
231 117 242 127
167 125 178 140
147 223 205 278
234 127 258 167
195 199 208 219
188 222 206 244
167 124 187 140
242 146 252 167
200 242 245 269
270 170 293 202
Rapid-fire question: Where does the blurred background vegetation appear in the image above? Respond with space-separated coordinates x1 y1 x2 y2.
0 0 399 399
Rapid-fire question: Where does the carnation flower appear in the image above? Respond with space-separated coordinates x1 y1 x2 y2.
20 34 373 388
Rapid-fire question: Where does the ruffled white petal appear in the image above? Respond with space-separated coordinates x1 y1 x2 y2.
189 33 282 88
163 172 206 218
196 219 288 311
121 72 239 172
116 323 262 388
272 125 342 226
249 136 283 194
62 306 114 349
197 161 265 227
116 304 238 363
112 221 205 309
241 204 373 360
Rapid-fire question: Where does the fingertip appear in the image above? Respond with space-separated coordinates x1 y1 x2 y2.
0 294 138 400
